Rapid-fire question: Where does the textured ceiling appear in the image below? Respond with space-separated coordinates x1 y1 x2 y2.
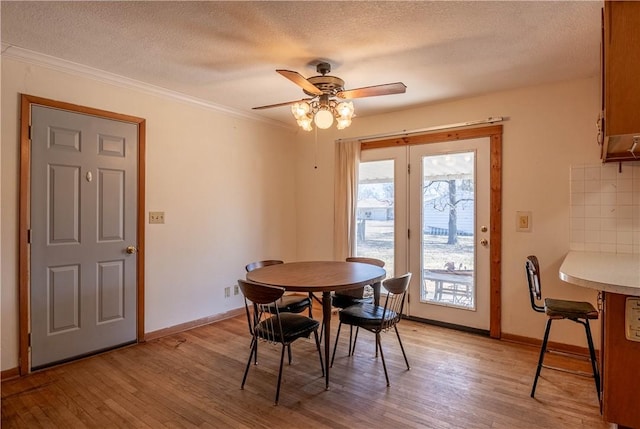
1 1 602 127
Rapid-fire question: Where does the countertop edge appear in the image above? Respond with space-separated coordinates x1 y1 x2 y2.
559 251 640 297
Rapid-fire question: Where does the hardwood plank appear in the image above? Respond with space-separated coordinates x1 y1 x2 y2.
2 314 610 428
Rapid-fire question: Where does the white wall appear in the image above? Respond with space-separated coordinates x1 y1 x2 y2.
1 57 298 370
295 77 605 346
1 54 608 371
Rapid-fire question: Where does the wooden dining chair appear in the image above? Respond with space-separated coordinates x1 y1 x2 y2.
330 272 412 386
245 260 313 316
525 255 600 400
238 279 324 405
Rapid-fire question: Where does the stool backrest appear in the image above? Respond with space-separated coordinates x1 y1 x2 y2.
525 255 545 313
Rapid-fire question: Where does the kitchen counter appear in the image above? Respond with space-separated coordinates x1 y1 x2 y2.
559 251 640 297
559 250 640 429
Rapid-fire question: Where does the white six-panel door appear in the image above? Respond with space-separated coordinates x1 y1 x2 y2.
30 105 138 369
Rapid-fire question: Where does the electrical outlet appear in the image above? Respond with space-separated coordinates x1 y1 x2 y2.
149 211 165 224
224 287 231 298
234 285 239 296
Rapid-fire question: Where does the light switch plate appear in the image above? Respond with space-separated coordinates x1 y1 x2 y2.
149 211 165 224
516 211 532 232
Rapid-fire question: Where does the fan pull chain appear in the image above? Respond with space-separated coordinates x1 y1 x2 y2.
314 127 318 169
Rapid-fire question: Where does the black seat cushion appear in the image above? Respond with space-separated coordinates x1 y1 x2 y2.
339 303 399 330
255 313 319 343
544 298 598 319
267 295 312 314
332 294 371 309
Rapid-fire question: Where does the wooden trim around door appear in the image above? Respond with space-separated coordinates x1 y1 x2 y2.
18 94 146 375
361 124 503 338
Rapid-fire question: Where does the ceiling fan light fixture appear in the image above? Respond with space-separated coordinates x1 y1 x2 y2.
336 101 354 118
336 116 352 130
296 116 313 131
291 102 311 119
314 108 334 129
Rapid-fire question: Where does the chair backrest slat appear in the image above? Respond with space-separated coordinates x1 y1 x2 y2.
380 273 411 330
238 279 286 344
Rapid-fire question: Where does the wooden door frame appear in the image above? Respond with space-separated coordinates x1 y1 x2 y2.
361 125 502 338
18 94 146 375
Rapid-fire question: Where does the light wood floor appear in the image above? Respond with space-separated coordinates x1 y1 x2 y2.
2 313 611 428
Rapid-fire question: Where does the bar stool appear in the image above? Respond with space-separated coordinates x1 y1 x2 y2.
525 255 600 401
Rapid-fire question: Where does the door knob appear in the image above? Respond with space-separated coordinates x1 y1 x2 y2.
480 239 488 247
126 246 137 254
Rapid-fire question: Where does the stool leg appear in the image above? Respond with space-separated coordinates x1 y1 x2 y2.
584 319 601 403
532 318 552 398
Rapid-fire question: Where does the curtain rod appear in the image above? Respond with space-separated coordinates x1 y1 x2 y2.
336 116 505 144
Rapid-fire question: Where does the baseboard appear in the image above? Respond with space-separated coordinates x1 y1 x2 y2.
144 307 245 342
1 367 20 381
501 332 597 357
404 315 490 337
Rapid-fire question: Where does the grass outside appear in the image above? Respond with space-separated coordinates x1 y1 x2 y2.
356 220 475 307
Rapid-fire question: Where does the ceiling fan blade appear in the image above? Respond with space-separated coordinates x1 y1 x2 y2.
276 69 323 96
337 82 407 99
252 98 312 110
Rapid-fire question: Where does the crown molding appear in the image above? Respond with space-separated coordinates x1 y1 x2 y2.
1 43 293 130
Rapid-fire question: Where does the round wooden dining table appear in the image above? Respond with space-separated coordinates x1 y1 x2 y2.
245 260 386 389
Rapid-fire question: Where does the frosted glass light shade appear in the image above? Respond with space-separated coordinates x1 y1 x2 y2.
314 109 334 129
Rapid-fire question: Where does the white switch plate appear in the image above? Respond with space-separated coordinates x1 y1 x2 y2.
149 211 165 224
516 211 532 232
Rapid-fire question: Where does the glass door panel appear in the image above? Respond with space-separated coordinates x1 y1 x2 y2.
357 147 408 279
408 138 490 331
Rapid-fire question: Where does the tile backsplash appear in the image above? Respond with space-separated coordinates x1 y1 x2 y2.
570 162 640 254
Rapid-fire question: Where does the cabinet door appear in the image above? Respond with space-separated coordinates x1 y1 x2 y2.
604 1 640 136
602 292 640 428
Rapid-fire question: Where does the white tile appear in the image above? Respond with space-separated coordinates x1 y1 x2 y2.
571 217 585 230
585 230 601 243
585 243 601 252
571 229 585 243
617 205 633 219
601 217 617 230
617 231 633 244
600 205 617 218
585 180 601 193
570 242 586 251
585 218 601 230
571 192 586 206
585 166 601 180
571 165 585 181
617 178 633 192
602 163 618 180
618 218 633 231
601 192 616 206
617 244 633 254
601 179 617 193
585 192 601 206
571 205 585 218
571 180 585 193
601 244 617 253
618 192 633 205
601 230 617 244
585 205 600 218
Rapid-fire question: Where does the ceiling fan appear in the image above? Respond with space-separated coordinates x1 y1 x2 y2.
253 62 406 131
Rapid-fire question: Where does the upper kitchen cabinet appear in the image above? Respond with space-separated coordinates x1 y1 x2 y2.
601 1 640 162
